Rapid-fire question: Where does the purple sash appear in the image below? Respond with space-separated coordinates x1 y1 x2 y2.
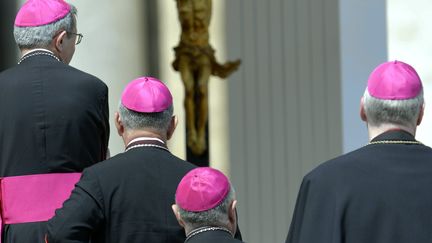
0 173 81 242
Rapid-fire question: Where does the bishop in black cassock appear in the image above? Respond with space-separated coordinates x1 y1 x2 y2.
286 60 432 243
46 77 242 242
172 167 245 243
0 1 109 242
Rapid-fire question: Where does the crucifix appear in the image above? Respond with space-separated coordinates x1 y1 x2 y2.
172 0 241 166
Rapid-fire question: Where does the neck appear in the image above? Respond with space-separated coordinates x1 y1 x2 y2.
184 225 194 236
367 123 416 141
20 48 64 63
21 48 53 57
186 225 233 239
122 130 167 147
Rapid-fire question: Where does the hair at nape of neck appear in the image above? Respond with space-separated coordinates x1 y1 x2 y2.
362 89 424 128
118 103 174 133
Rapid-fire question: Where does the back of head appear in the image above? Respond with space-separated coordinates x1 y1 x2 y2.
363 60 424 128
14 0 77 49
119 77 174 133
175 167 235 229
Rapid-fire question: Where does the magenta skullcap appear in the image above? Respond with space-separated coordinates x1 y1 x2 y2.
15 0 71 27
121 77 173 113
367 60 422 100
176 167 230 212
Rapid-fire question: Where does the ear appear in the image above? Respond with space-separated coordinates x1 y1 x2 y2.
228 200 238 235
53 30 67 52
114 112 124 137
417 103 425 125
167 115 178 140
171 204 185 228
228 200 237 223
360 97 367 122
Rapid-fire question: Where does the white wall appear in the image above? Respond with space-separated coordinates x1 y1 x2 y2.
387 0 432 145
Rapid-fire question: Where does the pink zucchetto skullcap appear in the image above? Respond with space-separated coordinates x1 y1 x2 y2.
367 60 422 100
121 77 173 113
176 167 230 212
15 0 71 27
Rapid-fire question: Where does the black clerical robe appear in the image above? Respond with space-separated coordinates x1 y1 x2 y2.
46 145 196 243
286 130 432 243
0 52 109 242
0 52 109 176
47 142 243 243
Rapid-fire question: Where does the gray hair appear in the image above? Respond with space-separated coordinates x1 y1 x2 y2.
177 186 235 229
363 89 424 127
118 103 174 133
14 4 77 49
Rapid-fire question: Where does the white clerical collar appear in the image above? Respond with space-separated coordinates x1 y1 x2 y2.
126 137 165 148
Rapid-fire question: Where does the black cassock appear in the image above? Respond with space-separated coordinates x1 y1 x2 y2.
47 142 243 242
46 143 195 242
0 52 109 242
286 130 432 243
0 52 109 177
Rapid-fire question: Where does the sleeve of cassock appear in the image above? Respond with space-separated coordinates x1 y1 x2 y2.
46 169 105 242
285 174 343 243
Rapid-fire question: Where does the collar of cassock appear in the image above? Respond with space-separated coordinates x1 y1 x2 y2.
185 226 233 242
125 137 169 152
18 48 60 64
369 129 422 145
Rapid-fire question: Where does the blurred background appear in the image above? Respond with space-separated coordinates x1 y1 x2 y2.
1 0 431 242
